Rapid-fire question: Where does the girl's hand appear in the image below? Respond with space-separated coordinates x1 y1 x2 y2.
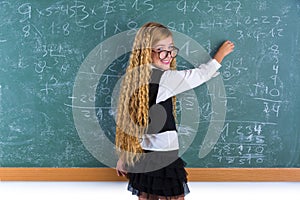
116 158 127 177
213 40 235 64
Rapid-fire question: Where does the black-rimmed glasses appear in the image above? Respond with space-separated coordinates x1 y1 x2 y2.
152 47 179 60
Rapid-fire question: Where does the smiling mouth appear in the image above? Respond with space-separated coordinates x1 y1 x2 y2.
161 59 171 65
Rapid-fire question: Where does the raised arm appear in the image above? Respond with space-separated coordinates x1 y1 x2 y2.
156 40 235 103
213 40 235 64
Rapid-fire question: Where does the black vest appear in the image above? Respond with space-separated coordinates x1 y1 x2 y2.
147 68 177 134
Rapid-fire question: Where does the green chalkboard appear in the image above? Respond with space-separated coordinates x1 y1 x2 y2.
0 0 299 168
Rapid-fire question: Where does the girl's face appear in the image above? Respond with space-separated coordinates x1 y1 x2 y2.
151 36 176 71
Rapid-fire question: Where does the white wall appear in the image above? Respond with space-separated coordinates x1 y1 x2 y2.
0 182 299 200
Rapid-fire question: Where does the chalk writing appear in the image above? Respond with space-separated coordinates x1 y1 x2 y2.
0 0 298 168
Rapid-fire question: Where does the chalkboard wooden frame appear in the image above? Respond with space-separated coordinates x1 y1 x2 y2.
0 168 300 181
1 1 299 181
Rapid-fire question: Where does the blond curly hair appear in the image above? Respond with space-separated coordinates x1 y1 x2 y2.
115 22 177 166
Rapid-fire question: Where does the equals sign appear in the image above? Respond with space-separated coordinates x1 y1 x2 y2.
253 18 259 24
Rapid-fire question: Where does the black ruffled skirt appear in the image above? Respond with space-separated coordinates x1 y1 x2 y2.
126 150 190 198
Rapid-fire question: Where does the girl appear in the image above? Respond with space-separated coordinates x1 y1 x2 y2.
115 22 234 200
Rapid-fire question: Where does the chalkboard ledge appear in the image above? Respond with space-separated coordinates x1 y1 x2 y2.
0 168 299 181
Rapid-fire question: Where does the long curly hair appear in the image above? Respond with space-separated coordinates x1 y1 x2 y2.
115 22 177 166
